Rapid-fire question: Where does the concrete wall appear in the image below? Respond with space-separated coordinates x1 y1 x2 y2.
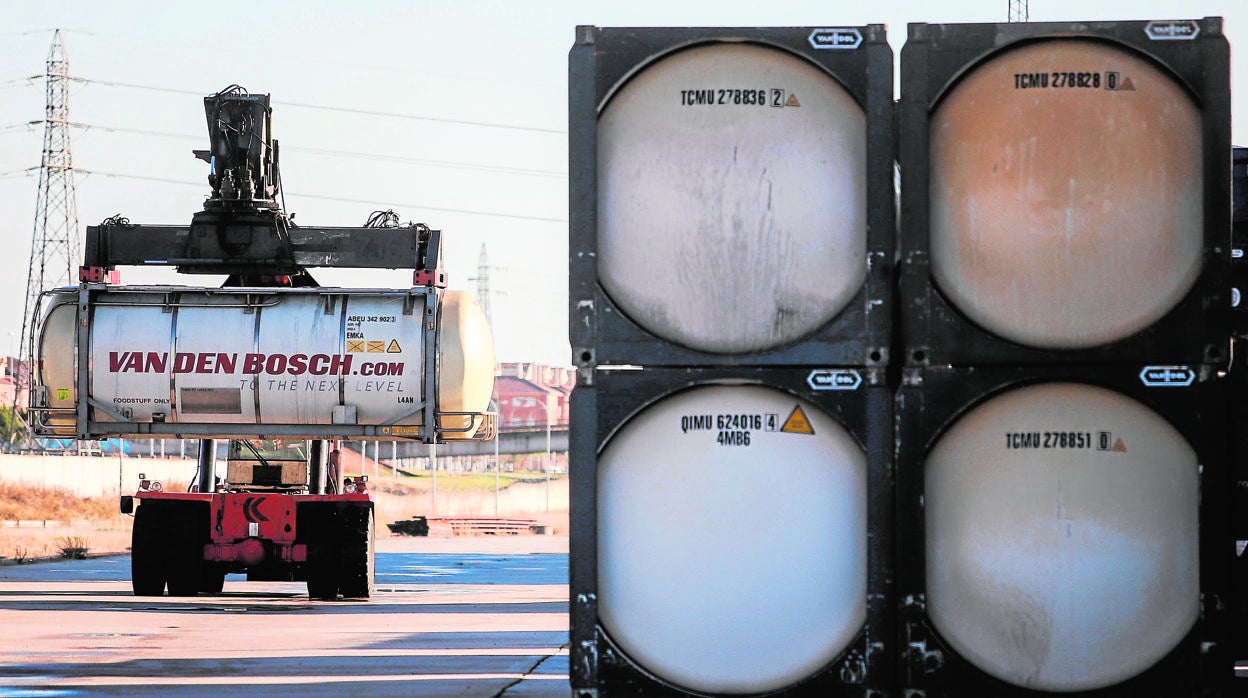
0 454 200 498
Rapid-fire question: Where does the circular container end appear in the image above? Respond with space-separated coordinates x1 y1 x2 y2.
598 384 867 693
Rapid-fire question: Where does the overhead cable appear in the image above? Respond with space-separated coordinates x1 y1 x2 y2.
67 76 564 134
75 168 567 223
59 120 565 178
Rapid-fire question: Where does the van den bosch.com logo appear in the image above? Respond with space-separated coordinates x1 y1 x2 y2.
107 351 403 378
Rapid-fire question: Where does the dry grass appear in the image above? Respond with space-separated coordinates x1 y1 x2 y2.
0 481 118 522
0 481 133 561
0 474 569 560
0 523 132 562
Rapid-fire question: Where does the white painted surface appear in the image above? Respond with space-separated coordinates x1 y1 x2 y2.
598 384 867 694
930 39 1203 348
598 42 867 354
925 382 1199 690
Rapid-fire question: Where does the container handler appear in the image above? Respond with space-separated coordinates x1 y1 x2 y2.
27 86 495 599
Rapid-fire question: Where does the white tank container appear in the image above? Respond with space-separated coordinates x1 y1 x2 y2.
930 39 1202 349
925 382 1199 691
597 42 867 354
597 384 867 694
34 287 494 437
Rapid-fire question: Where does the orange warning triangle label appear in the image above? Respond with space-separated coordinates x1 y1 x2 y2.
781 406 814 435
1112 438 1127 453
785 93 801 107
387 339 402 353
1119 77 1135 91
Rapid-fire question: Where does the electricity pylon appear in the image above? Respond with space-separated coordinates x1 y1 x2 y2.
13 28 81 442
470 242 494 326
1009 0 1029 22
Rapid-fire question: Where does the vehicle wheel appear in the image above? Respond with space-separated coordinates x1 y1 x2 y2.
199 566 226 594
338 505 375 600
306 561 338 601
303 505 338 600
166 504 207 597
131 502 166 596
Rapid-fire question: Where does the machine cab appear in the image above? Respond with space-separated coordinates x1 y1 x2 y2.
226 439 310 491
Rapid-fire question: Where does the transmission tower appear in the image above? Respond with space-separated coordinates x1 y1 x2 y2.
472 242 493 325
1009 0 1029 22
14 29 81 438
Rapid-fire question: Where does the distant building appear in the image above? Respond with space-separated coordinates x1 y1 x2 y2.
0 356 29 411
494 363 572 429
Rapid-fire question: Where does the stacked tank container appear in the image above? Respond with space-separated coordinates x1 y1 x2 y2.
895 18 1232 696
568 24 896 696
570 16 1236 697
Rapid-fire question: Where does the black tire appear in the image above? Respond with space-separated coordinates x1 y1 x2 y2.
165 503 207 597
131 502 166 596
198 566 226 594
306 562 338 601
339 505 375 600
303 504 339 600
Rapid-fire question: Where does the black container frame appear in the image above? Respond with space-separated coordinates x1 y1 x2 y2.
1227 352 1248 671
1231 149 1248 671
894 364 1232 696
1231 146 1247 334
570 367 894 696
898 18 1231 367
569 25 895 370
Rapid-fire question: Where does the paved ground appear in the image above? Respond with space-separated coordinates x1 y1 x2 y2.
0 536 570 697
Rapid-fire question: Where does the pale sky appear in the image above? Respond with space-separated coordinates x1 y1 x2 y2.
1 0 1244 367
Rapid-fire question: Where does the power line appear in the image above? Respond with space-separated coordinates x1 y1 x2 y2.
292 144 564 178
53 26 534 91
67 76 565 135
278 98 565 135
0 76 40 89
68 75 201 96
284 191 566 224
75 169 567 224
75 169 198 186
60 121 565 178
0 28 90 37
